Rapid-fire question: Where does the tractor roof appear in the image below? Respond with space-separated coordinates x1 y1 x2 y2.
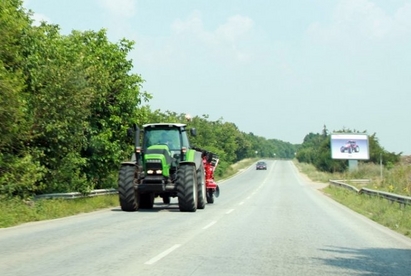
143 123 186 129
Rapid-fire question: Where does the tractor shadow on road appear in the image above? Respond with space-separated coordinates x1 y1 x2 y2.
110 202 181 213
315 245 411 275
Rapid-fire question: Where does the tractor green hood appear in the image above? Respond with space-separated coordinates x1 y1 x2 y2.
144 145 173 177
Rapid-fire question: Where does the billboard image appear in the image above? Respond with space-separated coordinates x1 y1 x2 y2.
331 134 369 160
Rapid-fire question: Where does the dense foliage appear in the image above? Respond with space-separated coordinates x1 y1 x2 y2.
296 126 401 173
0 1 297 198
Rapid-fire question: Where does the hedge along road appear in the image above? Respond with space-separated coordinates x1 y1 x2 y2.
0 160 411 276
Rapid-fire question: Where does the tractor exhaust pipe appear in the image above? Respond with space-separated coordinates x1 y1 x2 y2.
127 124 141 165
134 124 140 150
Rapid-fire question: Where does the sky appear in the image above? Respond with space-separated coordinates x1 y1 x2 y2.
23 0 411 155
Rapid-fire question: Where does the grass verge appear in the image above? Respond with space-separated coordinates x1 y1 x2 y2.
324 186 411 237
0 195 119 228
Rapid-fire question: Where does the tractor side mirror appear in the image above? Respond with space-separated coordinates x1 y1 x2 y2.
190 128 197 136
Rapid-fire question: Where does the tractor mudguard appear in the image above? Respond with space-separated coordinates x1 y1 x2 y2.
184 150 203 170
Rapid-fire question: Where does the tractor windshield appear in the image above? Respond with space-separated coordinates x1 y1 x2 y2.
143 128 181 151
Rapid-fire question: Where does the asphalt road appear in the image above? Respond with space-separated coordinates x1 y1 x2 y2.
1 160 411 276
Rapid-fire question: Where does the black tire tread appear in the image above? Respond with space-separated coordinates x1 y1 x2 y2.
118 165 138 211
139 193 154 209
177 164 197 212
197 162 206 209
206 192 214 204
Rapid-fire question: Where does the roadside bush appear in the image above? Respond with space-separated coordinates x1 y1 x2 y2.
381 164 411 195
44 152 90 194
0 150 45 198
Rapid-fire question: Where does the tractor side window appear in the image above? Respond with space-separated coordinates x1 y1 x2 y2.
181 130 190 148
145 138 153 148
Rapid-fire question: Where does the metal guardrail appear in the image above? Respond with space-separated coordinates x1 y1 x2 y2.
360 188 411 205
34 189 118 200
328 180 360 193
329 180 411 207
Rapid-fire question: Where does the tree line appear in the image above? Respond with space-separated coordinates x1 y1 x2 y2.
0 1 296 198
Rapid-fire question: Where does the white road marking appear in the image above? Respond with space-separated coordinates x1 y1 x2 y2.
226 209 235 214
203 221 217 230
145 244 181 265
239 201 244 205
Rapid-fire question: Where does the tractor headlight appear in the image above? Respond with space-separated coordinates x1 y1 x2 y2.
146 169 162 175
146 159 162 174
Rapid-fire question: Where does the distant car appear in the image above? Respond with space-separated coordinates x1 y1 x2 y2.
256 161 267 170
340 140 360 153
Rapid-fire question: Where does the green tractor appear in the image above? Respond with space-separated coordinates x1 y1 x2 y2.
118 123 207 212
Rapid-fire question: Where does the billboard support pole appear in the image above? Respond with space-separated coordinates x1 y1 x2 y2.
348 159 358 171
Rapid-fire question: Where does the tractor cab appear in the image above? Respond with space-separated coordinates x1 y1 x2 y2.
141 123 193 180
143 124 189 158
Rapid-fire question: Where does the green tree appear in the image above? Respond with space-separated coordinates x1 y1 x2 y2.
368 133 400 166
21 23 95 193
0 0 45 197
70 30 149 189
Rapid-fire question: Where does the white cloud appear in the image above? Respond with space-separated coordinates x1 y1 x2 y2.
23 0 51 26
215 15 254 43
100 0 136 18
393 3 411 36
30 12 51 26
171 11 204 34
306 0 411 46
98 0 137 40
168 11 255 63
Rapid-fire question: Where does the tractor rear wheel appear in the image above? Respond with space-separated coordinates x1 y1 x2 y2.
162 195 171 204
206 191 214 204
118 165 138 211
177 164 198 212
197 162 206 209
139 193 154 209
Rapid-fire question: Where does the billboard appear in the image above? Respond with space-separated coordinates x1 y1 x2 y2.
331 133 369 160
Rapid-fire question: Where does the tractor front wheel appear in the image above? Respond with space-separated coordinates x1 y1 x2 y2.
118 165 138 211
177 164 198 212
